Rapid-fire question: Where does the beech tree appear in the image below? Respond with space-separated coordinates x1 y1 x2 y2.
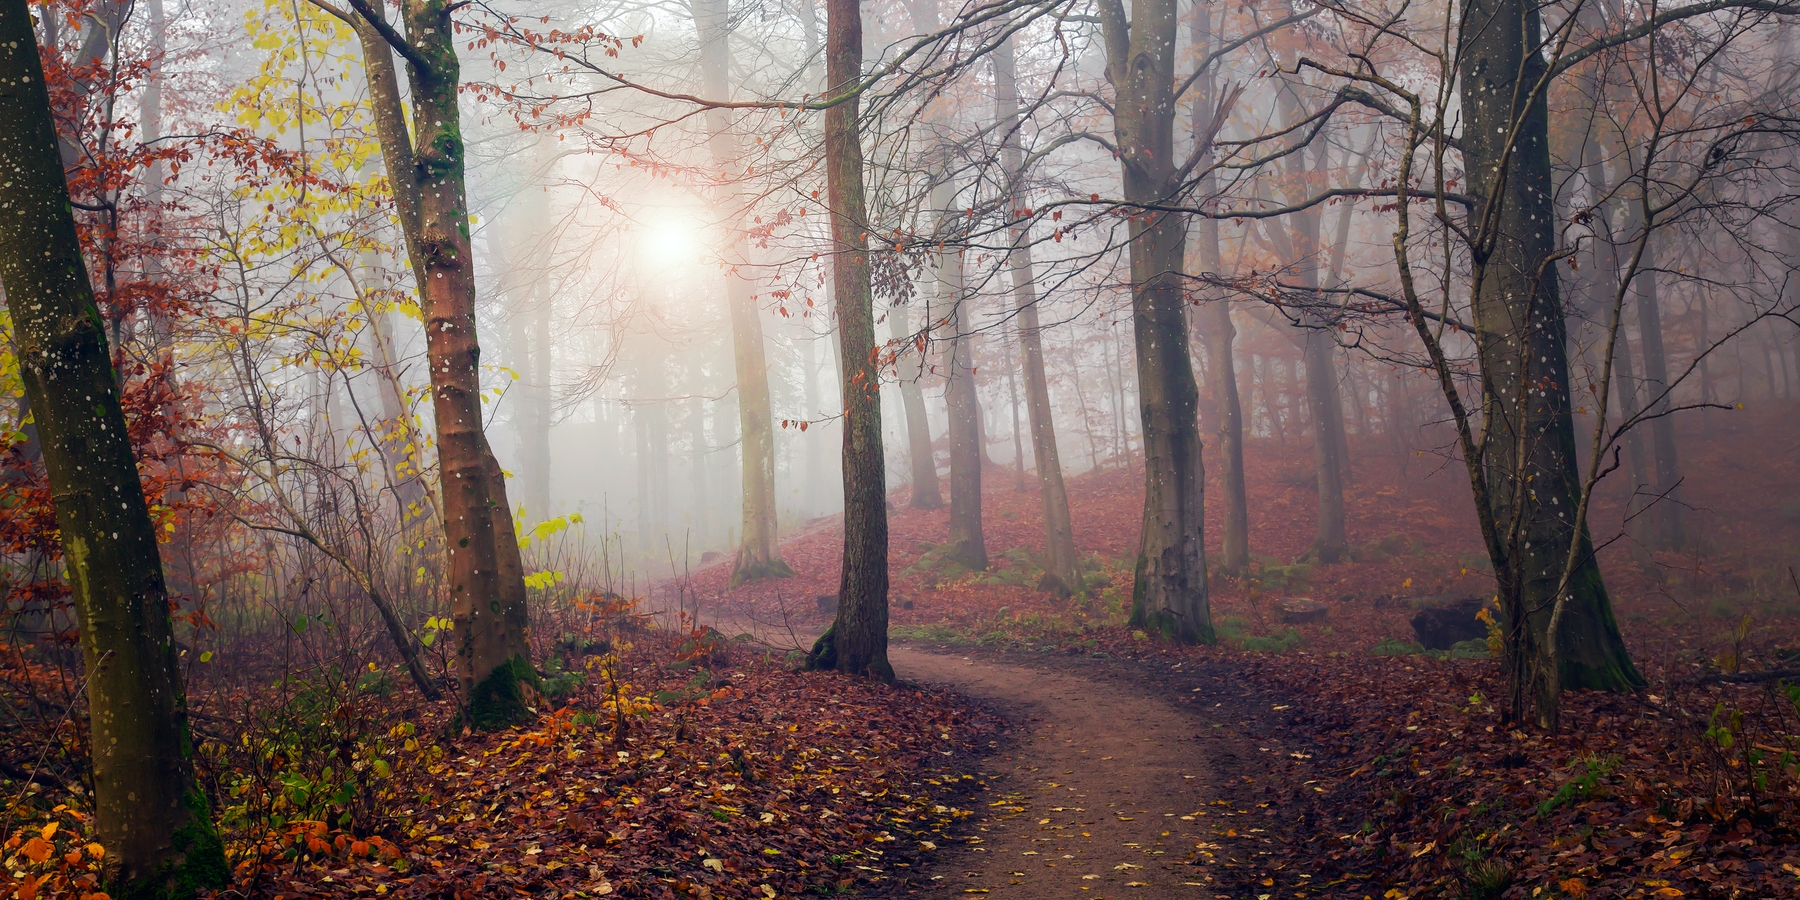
0 2 226 894
693 0 794 586
316 0 537 727
807 0 893 680
1097 0 1215 644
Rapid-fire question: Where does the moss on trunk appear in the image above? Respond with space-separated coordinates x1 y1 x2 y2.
466 656 538 731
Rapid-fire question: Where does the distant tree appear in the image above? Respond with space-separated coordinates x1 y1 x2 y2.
995 34 1077 591
692 0 794 587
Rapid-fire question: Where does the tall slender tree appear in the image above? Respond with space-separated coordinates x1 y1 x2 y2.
694 0 793 583
807 0 893 680
1455 0 1643 720
891 301 944 508
936 178 988 570
995 34 1078 591
1187 7 1249 576
326 0 536 727
0 3 227 893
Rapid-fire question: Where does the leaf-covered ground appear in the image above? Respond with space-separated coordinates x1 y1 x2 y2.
688 406 1800 899
0 628 1003 900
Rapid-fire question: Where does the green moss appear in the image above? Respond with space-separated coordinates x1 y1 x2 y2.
111 789 227 900
729 555 795 588
466 655 536 731
806 624 837 671
1553 562 1646 692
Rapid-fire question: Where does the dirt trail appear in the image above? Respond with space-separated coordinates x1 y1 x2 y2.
883 646 1224 899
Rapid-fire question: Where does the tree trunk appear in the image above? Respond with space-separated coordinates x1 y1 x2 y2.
1002 326 1027 492
890 302 943 508
0 8 227 893
1616 144 1684 550
1457 0 1643 722
1185 4 1248 575
1265 115 1349 562
694 0 790 583
1570 125 1655 550
1302 329 1349 561
807 0 892 680
354 0 534 728
937 179 988 570
1100 0 1213 644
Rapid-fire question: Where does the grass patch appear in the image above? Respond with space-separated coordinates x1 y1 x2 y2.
1218 616 1304 653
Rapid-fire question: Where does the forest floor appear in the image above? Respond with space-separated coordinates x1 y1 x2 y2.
11 410 1797 900
683 404 1800 900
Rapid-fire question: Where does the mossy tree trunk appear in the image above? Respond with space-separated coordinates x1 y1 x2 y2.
1099 0 1214 644
346 0 533 727
0 6 226 895
807 0 892 681
1456 0 1643 723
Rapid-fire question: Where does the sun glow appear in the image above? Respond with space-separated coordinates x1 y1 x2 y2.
641 219 700 267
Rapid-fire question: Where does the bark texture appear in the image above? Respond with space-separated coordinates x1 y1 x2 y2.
806 0 892 680
1099 0 1214 644
1457 0 1643 711
0 7 226 895
354 0 534 727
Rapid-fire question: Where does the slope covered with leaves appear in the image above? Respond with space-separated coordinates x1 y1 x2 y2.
693 404 1800 899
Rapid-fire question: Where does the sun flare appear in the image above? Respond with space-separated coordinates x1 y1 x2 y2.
642 219 699 267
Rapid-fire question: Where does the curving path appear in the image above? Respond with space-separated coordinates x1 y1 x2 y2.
882 646 1250 900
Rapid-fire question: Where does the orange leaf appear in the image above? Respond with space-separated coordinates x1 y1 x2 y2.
17 873 38 900
21 836 53 863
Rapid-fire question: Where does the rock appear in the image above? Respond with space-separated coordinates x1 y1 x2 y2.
815 595 838 614
700 550 722 564
902 599 915 610
1275 597 1328 624
1410 597 1488 650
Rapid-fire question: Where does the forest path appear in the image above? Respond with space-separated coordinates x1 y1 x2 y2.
875 645 1228 899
